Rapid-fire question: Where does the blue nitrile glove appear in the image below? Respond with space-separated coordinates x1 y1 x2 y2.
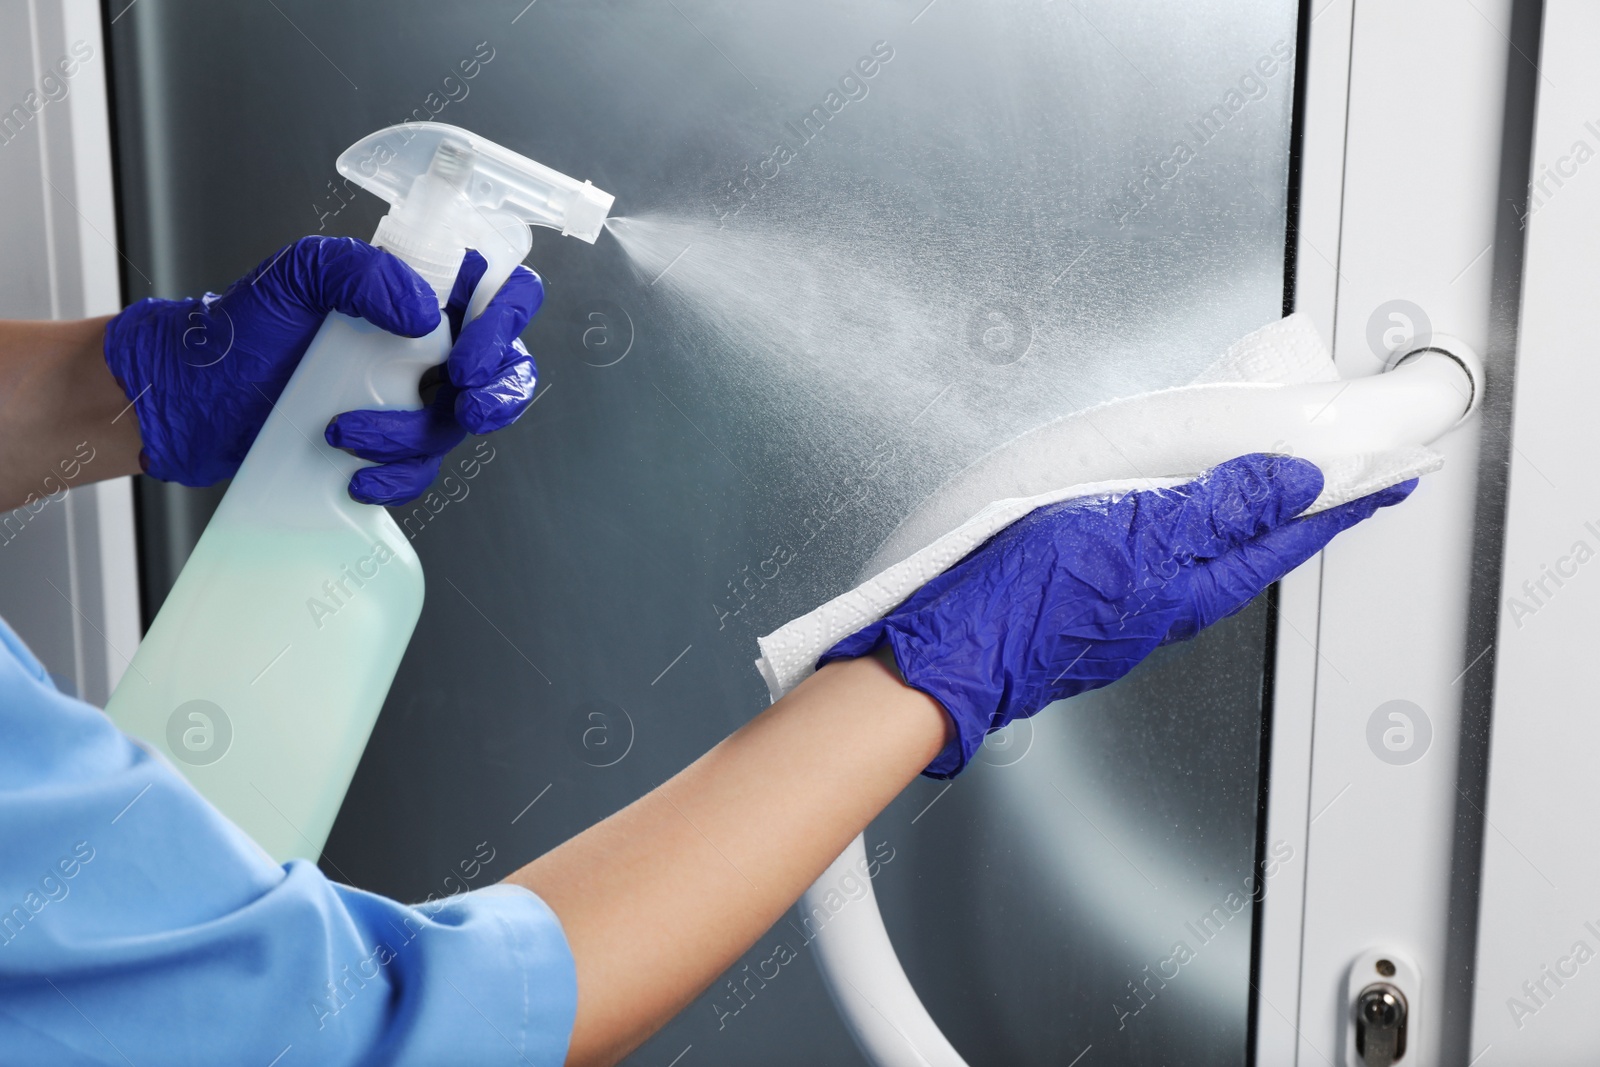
819 454 1416 778
104 236 542 506
327 248 541 504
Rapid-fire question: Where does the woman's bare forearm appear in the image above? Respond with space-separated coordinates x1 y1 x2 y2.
0 318 142 511
505 655 951 1067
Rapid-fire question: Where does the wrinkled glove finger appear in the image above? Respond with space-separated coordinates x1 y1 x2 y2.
447 265 544 390
445 249 489 340
1168 477 1419 642
347 454 446 507
326 406 467 464
263 236 441 338
1136 453 1326 570
455 346 537 435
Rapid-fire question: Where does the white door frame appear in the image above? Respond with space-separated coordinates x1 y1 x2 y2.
1468 1 1600 1061
1257 1 1535 1064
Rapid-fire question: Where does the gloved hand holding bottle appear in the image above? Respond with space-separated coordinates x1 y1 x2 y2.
820 453 1416 777
102 234 542 505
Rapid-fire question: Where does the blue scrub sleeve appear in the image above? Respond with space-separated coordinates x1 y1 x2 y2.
0 616 576 1066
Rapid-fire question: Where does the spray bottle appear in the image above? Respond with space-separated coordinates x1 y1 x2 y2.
106 123 613 862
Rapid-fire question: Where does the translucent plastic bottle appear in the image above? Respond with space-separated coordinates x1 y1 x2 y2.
106 123 613 862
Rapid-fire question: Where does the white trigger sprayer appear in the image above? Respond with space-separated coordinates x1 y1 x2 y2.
107 124 614 862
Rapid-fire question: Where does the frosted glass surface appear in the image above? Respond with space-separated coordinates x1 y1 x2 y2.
110 1 1298 1063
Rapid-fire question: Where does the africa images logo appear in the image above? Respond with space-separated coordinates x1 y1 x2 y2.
1366 700 1431 766
166 699 233 766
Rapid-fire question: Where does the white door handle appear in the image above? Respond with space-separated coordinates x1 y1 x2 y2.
863 338 1481 576
803 838 967 1067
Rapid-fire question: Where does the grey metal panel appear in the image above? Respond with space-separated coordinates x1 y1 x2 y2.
0 498 80 693
0 0 57 319
0 489 115 704
106 1 1297 1063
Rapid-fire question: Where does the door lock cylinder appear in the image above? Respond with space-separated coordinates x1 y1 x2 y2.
1344 949 1420 1067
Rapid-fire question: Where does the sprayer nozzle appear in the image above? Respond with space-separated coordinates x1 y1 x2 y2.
562 181 614 244
337 122 617 282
